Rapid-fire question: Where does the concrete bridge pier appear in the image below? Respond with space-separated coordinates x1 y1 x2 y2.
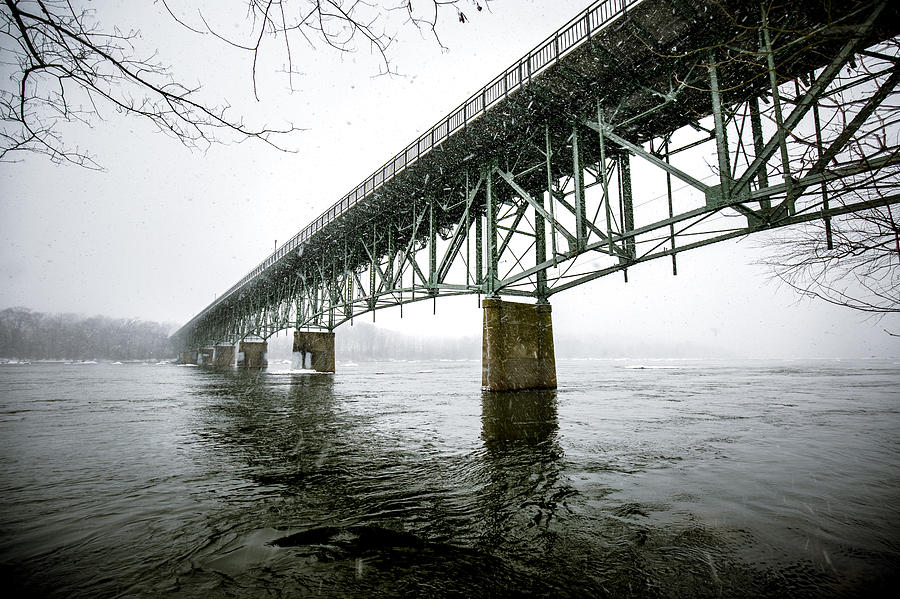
198 347 214 366
212 344 236 367
293 331 335 372
482 389 558 444
482 298 557 392
237 340 268 369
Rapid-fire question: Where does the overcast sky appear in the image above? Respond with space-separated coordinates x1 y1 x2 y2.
1 0 897 358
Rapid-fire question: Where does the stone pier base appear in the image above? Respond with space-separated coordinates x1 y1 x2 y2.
181 350 198 365
293 331 335 372
482 298 556 391
212 344 235 367
237 341 268 369
198 347 214 366
482 389 558 443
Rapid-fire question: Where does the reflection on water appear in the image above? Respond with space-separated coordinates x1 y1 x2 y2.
1 359 899 597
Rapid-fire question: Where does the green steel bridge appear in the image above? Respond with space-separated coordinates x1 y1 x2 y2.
172 0 900 385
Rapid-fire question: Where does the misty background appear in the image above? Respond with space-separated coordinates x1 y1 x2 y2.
0 310 721 362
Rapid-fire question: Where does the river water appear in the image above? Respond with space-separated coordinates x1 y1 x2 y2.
1 358 898 597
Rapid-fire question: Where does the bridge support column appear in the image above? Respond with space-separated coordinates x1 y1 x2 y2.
212 344 235 367
482 298 556 391
237 341 268 369
293 331 335 372
198 347 214 366
482 389 558 444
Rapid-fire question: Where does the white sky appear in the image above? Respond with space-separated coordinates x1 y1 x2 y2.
1 0 897 358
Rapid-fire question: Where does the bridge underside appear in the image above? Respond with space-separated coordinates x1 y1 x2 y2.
174 0 899 388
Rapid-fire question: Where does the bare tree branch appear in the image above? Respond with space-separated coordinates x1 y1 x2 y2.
1 0 489 167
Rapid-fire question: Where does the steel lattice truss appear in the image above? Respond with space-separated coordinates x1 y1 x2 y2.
173 0 900 350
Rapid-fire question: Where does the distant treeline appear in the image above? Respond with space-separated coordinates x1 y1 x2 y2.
269 321 718 362
264 322 480 362
330 323 714 361
264 322 481 362
0 307 175 361
336 323 480 361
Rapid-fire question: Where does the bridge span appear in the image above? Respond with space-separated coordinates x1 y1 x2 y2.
173 0 900 390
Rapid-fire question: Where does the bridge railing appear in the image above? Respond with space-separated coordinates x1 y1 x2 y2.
179 0 641 335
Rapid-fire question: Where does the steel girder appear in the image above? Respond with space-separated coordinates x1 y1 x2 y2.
173 0 900 350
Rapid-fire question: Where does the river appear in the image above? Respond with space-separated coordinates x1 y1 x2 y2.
1 358 898 597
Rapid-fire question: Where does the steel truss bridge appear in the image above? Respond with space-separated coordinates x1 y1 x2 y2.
173 0 900 350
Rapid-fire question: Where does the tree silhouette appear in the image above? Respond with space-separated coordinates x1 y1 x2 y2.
0 307 175 360
1 0 486 168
